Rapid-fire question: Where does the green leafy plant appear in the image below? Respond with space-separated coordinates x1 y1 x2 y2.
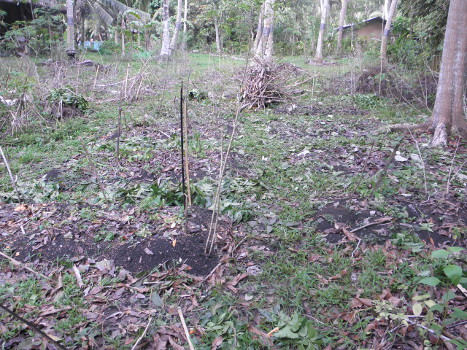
47 88 88 113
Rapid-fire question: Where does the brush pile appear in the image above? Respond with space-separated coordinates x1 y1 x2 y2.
240 58 312 109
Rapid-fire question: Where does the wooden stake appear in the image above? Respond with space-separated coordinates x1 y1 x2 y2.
180 83 187 211
182 95 192 207
116 107 122 161
0 146 22 202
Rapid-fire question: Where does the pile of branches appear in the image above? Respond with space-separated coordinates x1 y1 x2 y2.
240 58 313 110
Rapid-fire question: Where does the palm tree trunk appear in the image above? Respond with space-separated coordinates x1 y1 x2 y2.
66 0 76 58
160 0 171 58
380 0 398 66
337 0 349 57
315 0 330 62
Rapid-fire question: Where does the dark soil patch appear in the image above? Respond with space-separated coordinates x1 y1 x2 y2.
312 198 465 246
274 103 368 116
2 204 224 276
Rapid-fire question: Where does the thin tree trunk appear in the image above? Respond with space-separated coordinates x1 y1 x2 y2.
431 0 467 146
182 0 188 49
214 17 221 54
315 0 330 62
380 0 398 66
114 26 119 44
170 0 183 53
121 17 125 56
66 0 75 58
383 0 390 20
81 13 85 43
160 0 171 58
252 3 264 54
337 0 349 57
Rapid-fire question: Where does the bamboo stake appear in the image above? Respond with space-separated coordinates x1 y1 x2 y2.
0 146 22 202
116 107 122 161
180 83 187 211
182 96 192 207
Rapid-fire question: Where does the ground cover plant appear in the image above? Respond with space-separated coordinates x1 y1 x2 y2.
0 49 466 350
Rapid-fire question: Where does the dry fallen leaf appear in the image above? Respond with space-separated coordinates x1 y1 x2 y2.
144 248 154 255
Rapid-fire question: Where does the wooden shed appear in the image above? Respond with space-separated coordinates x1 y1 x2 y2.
340 17 387 41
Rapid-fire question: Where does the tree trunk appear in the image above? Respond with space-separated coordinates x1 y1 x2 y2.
337 0 349 57
431 0 467 146
160 0 171 58
380 0 398 66
121 17 126 56
214 17 221 54
315 0 330 62
170 0 183 53
114 26 119 44
182 0 188 49
383 0 390 20
255 0 275 60
252 3 264 54
66 0 75 58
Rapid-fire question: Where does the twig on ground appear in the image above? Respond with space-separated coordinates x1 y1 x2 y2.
0 252 49 280
371 136 405 194
178 307 195 350
131 316 153 350
0 302 67 350
445 138 461 196
72 264 84 288
0 145 22 202
408 129 427 195
352 239 362 258
202 262 222 283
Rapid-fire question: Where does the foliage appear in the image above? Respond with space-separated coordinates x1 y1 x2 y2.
1 7 64 55
47 88 89 113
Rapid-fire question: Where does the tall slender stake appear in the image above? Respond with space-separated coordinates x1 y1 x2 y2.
182 97 192 207
0 146 22 202
116 107 122 161
180 83 187 211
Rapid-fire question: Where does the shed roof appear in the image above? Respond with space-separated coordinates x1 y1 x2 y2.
338 16 386 31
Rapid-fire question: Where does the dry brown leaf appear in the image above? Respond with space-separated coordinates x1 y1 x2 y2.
211 336 224 350
330 269 348 280
248 325 275 347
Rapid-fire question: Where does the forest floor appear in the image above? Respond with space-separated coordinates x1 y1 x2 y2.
0 52 466 350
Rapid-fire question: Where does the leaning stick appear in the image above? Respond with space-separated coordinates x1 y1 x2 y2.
205 103 246 255
177 307 195 350
0 146 22 202
0 252 49 280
